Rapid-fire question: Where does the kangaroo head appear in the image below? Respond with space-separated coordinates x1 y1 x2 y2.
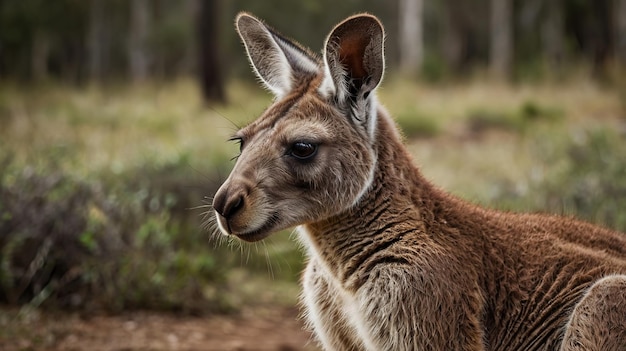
213 13 385 242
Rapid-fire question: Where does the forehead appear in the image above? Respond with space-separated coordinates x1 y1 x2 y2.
239 76 340 141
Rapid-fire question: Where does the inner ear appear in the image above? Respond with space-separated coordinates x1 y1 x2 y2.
322 14 385 102
339 34 369 80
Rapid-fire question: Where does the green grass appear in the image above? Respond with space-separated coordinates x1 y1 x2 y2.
395 108 442 138
0 77 624 314
464 100 563 135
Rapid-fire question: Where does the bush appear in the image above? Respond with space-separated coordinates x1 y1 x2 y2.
467 100 563 135
0 155 233 314
493 128 626 233
543 130 626 231
395 109 441 139
420 52 448 83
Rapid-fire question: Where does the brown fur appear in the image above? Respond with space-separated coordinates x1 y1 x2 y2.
212 13 626 350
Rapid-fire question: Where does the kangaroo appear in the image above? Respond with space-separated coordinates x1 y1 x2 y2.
212 13 626 351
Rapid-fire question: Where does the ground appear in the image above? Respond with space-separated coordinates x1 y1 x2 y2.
0 306 320 351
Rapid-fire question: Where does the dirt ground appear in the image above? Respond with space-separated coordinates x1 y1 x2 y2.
0 306 320 351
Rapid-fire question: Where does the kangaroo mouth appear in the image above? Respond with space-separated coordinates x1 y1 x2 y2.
233 213 279 242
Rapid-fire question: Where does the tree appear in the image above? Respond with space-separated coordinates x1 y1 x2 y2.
129 0 151 83
588 0 613 76
87 0 105 82
440 0 472 74
197 0 225 103
398 0 424 75
616 0 626 64
489 0 513 78
541 0 564 70
31 29 50 81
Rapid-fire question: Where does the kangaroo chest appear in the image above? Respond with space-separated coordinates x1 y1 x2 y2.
302 258 381 351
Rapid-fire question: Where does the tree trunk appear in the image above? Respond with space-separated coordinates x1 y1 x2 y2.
87 0 104 83
31 31 50 81
542 0 564 69
129 0 150 83
398 0 424 75
489 0 513 79
592 0 613 77
616 0 626 64
440 0 464 73
197 0 226 104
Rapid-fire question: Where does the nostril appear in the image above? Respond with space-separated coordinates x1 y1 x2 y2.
212 185 248 220
221 194 244 219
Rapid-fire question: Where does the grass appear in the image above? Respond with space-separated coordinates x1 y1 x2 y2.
395 108 442 139
377 78 621 132
0 80 270 176
464 100 563 135
0 76 625 314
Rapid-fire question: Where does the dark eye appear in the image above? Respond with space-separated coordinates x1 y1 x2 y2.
289 142 318 160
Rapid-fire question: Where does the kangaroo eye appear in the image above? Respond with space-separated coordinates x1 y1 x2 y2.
289 142 318 160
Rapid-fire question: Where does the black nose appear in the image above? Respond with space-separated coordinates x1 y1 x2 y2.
212 186 245 220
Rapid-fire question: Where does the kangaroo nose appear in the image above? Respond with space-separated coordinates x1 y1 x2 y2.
212 186 245 220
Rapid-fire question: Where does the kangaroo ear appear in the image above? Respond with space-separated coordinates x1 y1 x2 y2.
236 13 320 98
321 14 385 104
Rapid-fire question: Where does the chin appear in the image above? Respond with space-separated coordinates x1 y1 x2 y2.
231 217 280 242
234 230 273 242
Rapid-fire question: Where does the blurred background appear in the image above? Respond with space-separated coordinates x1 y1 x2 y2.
1 0 625 350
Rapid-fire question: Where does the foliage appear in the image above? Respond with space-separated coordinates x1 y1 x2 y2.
395 108 441 139
0 153 235 313
466 100 563 134
2 0 624 83
493 128 626 233
420 51 449 83
541 130 626 232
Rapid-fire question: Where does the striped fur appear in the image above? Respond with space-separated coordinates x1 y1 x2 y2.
212 13 626 350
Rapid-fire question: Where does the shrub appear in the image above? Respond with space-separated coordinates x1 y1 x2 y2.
0 155 232 313
395 109 441 139
542 130 626 231
466 100 563 135
493 128 626 233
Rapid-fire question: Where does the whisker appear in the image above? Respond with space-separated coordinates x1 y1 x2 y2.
184 163 214 182
189 204 213 210
262 240 275 280
207 105 243 131
245 242 251 265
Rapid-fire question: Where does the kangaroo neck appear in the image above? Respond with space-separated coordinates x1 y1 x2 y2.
299 109 435 285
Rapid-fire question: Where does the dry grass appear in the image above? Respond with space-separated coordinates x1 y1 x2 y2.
0 80 270 175
377 78 625 205
379 79 622 128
